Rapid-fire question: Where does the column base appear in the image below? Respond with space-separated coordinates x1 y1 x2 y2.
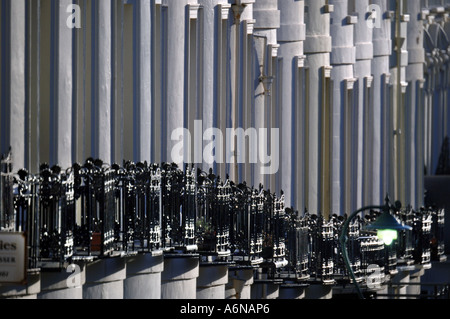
251 280 280 299
83 257 126 299
225 267 254 299
38 264 85 299
197 262 229 299
278 283 307 299
124 253 164 299
161 254 199 299
0 271 41 299
304 284 333 299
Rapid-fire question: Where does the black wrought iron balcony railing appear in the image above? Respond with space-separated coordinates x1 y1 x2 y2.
0 151 446 291
228 182 264 266
112 161 163 254
72 159 117 258
196 169 231 258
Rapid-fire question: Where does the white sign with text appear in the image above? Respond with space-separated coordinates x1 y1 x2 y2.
0 232 27 284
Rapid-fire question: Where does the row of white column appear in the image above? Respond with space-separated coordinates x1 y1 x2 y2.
0 0 438 215
0 255 334 299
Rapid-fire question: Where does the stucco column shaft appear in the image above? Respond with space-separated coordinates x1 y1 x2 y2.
277 0 304 208
1 0 26 169
329 0 356 215
304 0 332 214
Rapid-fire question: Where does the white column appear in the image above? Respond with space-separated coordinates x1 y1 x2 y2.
368 0 392 206
228 0 254 183
162 0 198 165
329 0 357 215
276 0 305 208
391 0 410 205
354 0 373 211
94 0 112 162
56 0 73 169
124 254 164 299
0 0 26 170
197 0 228 174
304 0 332 214
406 0 426 209
253 0 280 190
136 0 152 163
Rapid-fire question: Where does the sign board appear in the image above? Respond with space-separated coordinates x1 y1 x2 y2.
0 232 27 284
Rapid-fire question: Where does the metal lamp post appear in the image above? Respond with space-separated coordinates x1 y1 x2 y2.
339 196 412 299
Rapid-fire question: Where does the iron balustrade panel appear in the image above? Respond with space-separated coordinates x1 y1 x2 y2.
431 207 445 261
196 169 231 256
99 167 117 256
282 210 310 281
161 164 197 252
412 208 432 266
229 183 263 265
363 209 399 275
307 214 336 284
359 235 386 286
259 191 288 280
147 165 163 251
229 183 249 262
12 169 40 269
181 166 197 250
73 160 117 257
161 163 179 250
0 152 14 232
112 164 132 253
272 193 287 263
394 207 414 264
334 214 363 282
196 169 216 253
320 219 336 284
38 165 75 267
296 217 311 280
385 244 398 275
251 187 264 263
114 162 162 254
215 179 231 256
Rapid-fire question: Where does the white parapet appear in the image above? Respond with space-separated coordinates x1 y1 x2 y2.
0 271 41 299
38 264 85 300
83 257 126 299
196 263 229 299
124 253 164 299
225 267 254 299
161 255 199 299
